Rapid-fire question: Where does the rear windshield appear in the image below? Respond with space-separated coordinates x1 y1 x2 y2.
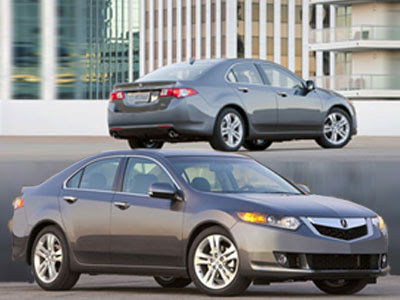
137 61 216 82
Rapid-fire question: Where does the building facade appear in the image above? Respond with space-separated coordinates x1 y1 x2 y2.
0 0 400 136
140 0 314 79
309 0 400 100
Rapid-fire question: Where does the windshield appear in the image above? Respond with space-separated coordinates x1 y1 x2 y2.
168 157 301 194
137 61 216 82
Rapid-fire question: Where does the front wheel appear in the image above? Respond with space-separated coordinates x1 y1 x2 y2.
243 139 272 151
210 108 245 152
32 226 80 290
153 276 192 288
128 139 164 149
316 108 352 149
188 226 251 296
313 279 369 295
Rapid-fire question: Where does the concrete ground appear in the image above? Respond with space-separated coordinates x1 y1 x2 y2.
1 275 399 300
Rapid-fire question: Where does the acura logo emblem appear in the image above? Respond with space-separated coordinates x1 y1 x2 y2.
340 219 348 228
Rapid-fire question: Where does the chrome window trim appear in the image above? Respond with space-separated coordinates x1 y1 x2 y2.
301 217 373 243
224 62 266 87
62 154 183 197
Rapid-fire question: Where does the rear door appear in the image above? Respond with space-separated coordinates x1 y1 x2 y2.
258 63 322 133
110 157 185 267
59 157 122 264
226 62 278 133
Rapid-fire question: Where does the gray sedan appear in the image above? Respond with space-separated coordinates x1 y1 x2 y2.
109 59 357 151
11 150 388 296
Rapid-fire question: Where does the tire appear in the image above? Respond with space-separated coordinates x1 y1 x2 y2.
128 139 164 149
316 108 352 149
31 225 80 291
188 226 251 296
210 108 245 152
154 276 192 288
243 139 272 151
313 279 369 295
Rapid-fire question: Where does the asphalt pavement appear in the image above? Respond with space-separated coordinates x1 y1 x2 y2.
0 275 399 300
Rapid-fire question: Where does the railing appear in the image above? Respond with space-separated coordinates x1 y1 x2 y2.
312 74 400 91
310 25 400 44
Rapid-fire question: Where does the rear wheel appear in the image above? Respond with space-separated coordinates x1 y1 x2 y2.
128 139 164 149
316 108 352 149
32 226 80 291
210 108 245 152
313 279 369 295
242 139 272 151
188 226 251 296
153 276 192 288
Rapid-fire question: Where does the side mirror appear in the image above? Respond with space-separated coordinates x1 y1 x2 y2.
305 80 315 91
296 183 311 194
148 182 183 201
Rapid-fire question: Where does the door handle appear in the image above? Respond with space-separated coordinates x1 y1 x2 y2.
237 87 249 93
63 196 78 204
277 92 288 97
113 201 130 210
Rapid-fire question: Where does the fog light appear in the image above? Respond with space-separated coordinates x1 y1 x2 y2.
381 254 388 268
277 254 288 267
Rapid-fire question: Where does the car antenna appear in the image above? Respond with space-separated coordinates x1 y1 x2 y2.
189 57 195 65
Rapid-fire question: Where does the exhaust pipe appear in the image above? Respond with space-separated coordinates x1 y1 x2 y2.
168 130 179 139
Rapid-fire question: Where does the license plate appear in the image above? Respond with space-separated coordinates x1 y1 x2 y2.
125 92 150 105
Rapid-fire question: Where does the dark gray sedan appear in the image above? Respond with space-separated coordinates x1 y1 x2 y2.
109 59 357 151
11 150 388 296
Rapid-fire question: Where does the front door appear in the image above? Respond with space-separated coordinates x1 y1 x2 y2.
59 157 121 264
110 157 185 267
258 63 323 133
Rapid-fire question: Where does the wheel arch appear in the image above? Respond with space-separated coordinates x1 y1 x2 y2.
327 104 352 121
215 104 250 137
26 219 66 265
185 221 234 267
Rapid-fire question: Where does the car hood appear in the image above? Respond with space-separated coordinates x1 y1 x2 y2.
225 193 376 218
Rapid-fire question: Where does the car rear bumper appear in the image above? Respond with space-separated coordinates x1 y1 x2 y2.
231 220 389 280
12 233 29 262
108 96 215 140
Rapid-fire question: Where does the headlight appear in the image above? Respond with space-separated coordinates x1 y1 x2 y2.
372 215 386 232
237 212 301 230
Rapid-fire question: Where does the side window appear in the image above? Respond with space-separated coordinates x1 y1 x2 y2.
228 63 263 85
122 157 174 195
260 64 303 89
66 169 83 188
76 158 121 191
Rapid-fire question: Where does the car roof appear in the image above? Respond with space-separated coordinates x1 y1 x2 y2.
92 149 249 160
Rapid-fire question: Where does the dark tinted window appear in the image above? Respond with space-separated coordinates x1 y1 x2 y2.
66 170 83 188
227 63 263 85
122 157 174 195
260 64 303 89
77 158 121 191
137 61 216 81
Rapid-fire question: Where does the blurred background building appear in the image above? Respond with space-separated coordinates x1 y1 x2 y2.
0 0 399 136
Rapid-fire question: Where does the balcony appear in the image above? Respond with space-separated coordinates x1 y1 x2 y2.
313 74 400 99
309 0 393 5
309 25 400 52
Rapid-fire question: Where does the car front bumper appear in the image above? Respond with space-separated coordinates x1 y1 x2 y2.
231 218 389 281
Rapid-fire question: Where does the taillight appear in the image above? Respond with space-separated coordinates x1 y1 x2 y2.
159 88 197 99
13 197 24 210
110 91 125 102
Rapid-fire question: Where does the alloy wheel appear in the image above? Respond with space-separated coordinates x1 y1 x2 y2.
323 112 350 145
220 113 243 148
194 234 239 290
34 233 63 284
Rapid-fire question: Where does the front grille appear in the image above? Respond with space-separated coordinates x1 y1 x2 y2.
313 224 368 240
306 254 379 270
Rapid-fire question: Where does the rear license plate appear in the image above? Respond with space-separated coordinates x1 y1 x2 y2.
125 92 150 105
